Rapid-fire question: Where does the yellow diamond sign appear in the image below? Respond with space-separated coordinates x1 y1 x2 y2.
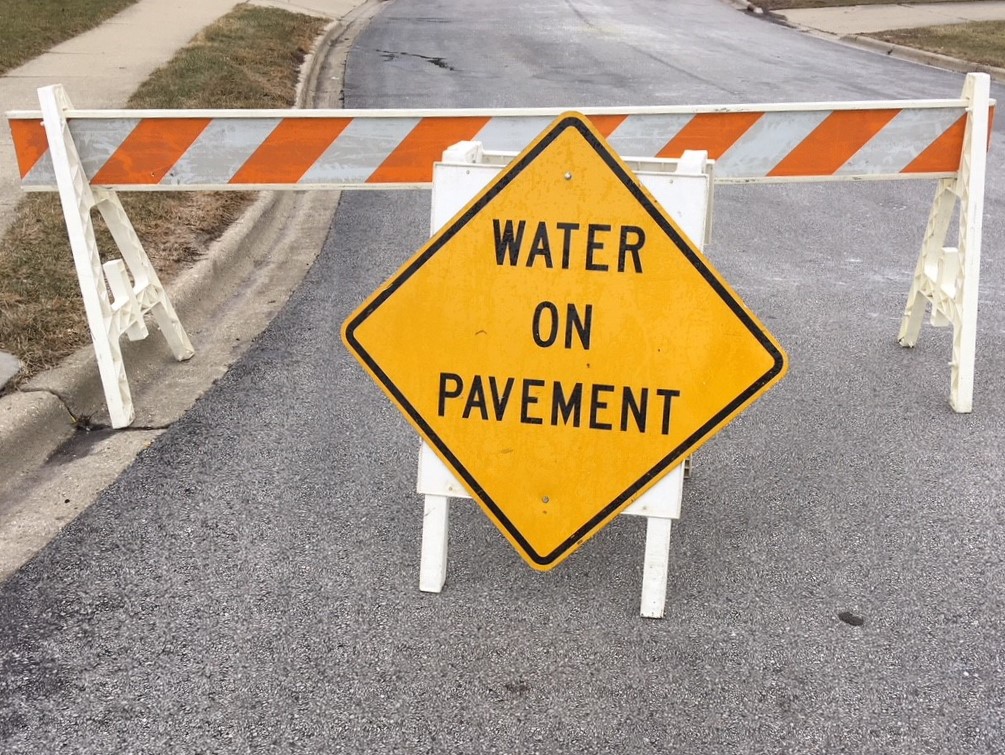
342 113 787 570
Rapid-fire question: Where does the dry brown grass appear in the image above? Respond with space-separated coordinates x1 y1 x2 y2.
870 21 1005 69
0 6 327 383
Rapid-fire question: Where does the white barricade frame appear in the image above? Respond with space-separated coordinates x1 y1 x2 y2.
7 75 993 427
37 86 193 428
898 73 990 412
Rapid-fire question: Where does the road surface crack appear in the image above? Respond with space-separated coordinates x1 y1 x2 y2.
377 49 457 71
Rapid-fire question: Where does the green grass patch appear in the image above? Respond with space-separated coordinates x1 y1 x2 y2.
870 20 1005 69
0 0 139 75
759 0 992 10
0 6 327 382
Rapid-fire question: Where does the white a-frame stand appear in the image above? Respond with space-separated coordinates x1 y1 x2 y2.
897 73 991 413
39 84 193 428
416 144 714 619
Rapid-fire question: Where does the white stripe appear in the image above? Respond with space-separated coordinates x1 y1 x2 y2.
301 117 421 184
473 117 555 153
23 152 56 186
605 114 693 159
162 118 281 185
837 108 965 176
716 111 830 177
70 118 138 179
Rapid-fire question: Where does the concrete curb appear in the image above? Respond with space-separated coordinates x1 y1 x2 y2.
0 392 74 498
0 4 373 505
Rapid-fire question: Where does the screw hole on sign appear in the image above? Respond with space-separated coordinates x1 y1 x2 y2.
838 611 865 627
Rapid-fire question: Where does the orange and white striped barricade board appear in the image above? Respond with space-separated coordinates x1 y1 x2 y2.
6 73 994 426
417 141 713 618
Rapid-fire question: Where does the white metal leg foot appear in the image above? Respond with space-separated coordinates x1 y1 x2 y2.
419 494 449 593
640 517 674 619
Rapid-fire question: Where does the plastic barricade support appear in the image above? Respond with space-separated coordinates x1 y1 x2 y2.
897 73 991 412
35 85 193 428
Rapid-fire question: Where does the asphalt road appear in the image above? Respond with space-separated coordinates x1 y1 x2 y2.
3 0 1005 752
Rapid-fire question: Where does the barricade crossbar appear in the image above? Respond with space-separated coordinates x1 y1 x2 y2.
9 97 995 190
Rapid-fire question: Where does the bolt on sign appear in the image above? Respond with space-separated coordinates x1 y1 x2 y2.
343 113 787 571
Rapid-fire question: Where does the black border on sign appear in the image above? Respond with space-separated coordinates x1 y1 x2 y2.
344 115 786 567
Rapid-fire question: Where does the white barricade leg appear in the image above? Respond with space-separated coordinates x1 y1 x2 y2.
38 85 133 427
416 442 467 593
897 72 990 413
103 259 149 342
416 439 688 617
38 85 195 428
949 73 990 413
624 463 685 618
641 518 674 619
419 495 450 593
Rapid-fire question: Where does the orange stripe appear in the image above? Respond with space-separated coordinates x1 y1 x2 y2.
368 116 492 183
230 118 352 184
10 119 49 178
988 105 996 150
91 118 211 184
657 112 762 159
902 114 966 174
768 109 900 177
586 114 628 137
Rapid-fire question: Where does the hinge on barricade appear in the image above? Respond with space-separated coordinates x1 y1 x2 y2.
37 85 194 428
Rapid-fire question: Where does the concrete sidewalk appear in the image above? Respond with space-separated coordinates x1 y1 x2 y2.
778 0 1005 36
